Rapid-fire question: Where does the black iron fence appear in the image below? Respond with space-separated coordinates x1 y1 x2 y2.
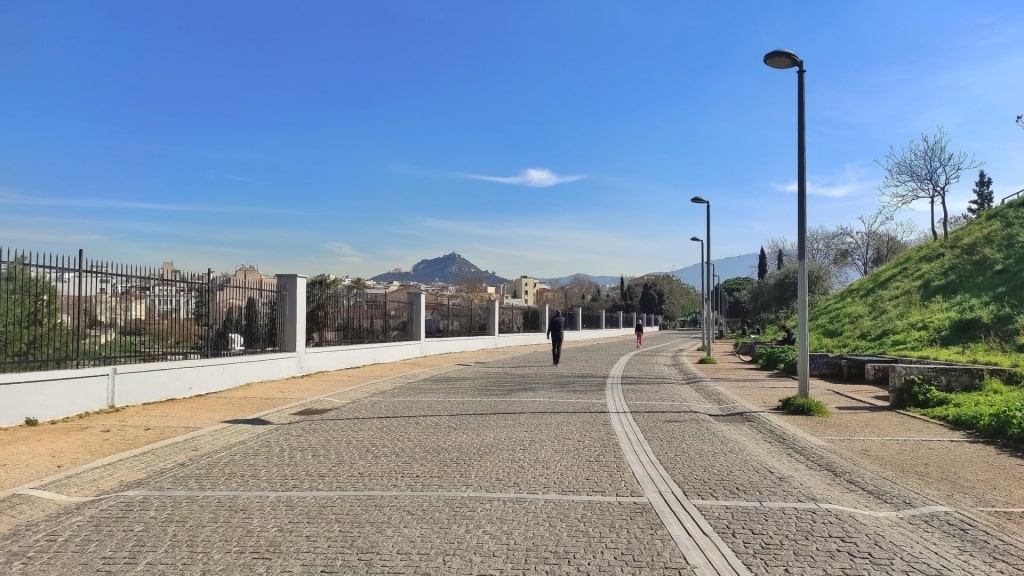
0 247 280 374
606 312 623 329
581 311 603 330
305 283 412 346
498 304 542 334
426 299 489 337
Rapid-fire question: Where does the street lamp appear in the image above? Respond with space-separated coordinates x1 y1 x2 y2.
691 196 711 358
712 264 720 342
764 48 809 397
713 272 720 317
689 236 704 343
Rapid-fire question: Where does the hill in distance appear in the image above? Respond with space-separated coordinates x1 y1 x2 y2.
811 198 1024 366
546 253 758 288
373 251 758 288
372 252 509 285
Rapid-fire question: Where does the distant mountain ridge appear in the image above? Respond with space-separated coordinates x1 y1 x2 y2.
371 252 509 285
545 253 758 288
372 252 758 288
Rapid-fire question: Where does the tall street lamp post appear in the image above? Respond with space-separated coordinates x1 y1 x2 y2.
764 48 809 397
689 236 704 347
690 196 711 358
712 262 720 338
713 272 721 326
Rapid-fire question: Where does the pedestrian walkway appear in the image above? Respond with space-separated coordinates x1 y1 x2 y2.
2 332 1023 575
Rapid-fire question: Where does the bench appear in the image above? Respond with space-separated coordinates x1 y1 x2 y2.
839 355 900 382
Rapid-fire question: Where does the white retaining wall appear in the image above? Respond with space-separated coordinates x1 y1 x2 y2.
0 327 635 427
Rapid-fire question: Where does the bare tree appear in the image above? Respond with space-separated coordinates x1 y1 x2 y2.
452 275 488 302
837 208 917 278
565 274 600 308
762 227 846 292
876 126 982 241
1017 114 1023 129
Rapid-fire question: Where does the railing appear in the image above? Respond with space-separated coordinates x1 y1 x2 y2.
1 247 280 374
498 304 541 334
305 285 412 346
1000 188 1024 205
426 300 489 338
581 311 603 330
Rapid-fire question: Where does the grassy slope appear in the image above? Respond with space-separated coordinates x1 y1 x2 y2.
810 199 1024 368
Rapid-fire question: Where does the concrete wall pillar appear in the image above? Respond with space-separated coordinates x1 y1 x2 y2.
487 300 499 337
600 310 606 330
275 274 307 357
575 307 583 331
408 291 425 342
541 305 549 334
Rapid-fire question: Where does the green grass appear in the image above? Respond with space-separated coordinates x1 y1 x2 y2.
786 200 1024 441
779 395 829 417
809 199 1024 369
696 356 717 364
896 377 1024 443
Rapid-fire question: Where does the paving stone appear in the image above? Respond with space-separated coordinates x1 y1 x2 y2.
1 332 1022 575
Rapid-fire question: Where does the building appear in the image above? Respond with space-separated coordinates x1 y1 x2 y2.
504 276 538 306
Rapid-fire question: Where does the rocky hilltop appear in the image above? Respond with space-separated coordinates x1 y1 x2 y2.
371 252 508 285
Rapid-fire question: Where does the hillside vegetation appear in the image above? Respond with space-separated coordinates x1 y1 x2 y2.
810 198 1024 369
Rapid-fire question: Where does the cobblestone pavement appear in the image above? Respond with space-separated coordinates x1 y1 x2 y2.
2 333 1024 574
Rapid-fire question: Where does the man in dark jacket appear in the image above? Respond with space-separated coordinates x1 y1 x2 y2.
546 309 566 366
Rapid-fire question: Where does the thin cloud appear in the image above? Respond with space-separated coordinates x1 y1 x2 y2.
771 163 876 198
458 168 585 188
0 190 311 215
325 242 364 264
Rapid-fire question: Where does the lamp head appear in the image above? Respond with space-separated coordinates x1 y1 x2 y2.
690 196 708 205
763 49 803 70
689 236 702 242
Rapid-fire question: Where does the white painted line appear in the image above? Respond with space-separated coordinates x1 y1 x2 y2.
689 499 954 517
819 437 984 442
15 489 104 503
628 401 748 408
371 397 607 404
976 508 1024 512
108 490 648 504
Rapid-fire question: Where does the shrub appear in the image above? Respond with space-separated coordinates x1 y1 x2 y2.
917 379 1024 442
757 345 797 375
697 356 717 364
985 401 1024 441
892 375 950 409
779 395 829 416
24 416 39 426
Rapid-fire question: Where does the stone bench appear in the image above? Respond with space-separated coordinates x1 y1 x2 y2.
886 364 1015 406
839 355 900 381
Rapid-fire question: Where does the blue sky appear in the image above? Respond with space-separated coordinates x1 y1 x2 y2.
2 1 1022 280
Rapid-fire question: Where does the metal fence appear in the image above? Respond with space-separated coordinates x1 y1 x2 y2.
305 283 412 346
581 311 603 330
606 312 623 329
498 304 541 334
426 299 489 338
0 247 280 374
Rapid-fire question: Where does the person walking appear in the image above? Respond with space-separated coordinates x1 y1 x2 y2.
635 318 644 348
546 309 566 366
